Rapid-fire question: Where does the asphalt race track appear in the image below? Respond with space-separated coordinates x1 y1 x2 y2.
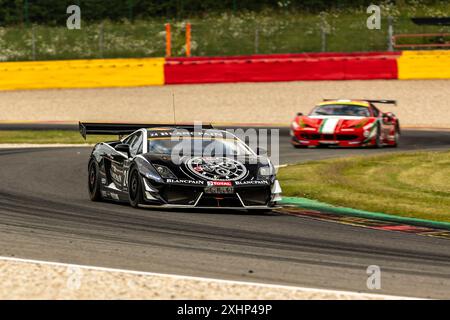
1 129 450 298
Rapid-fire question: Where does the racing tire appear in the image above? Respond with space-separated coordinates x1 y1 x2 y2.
392 127 400 148
128 167 144 208
375 125 383 148
88 159 102 201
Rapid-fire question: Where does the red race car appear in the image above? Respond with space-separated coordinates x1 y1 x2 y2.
290 99 400 148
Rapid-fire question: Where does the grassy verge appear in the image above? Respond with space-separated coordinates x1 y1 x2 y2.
1 3 449 61
0 130 115 144
278 151 450 222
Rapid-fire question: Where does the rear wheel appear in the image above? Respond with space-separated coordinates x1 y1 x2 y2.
88 159 102 201
128 167 144 208
392 126 400 147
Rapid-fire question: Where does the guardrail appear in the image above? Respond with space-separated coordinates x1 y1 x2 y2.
393 33 450 49
0 50 449 90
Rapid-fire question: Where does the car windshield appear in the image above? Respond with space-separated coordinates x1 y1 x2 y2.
147 137 253 156
310 104 371 117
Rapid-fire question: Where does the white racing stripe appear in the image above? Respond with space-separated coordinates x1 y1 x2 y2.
309 116 365 135
320 118 340 134
308 116 364 120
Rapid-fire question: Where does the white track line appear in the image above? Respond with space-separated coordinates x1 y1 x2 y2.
0 144 94 148
0 256 418 300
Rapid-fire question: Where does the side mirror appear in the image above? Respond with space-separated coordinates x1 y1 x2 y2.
115 143 130 156
297 112 303 116
255 147 267 156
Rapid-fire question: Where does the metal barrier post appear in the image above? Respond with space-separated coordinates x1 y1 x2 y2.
255 27 259 54
31 25 36 60
186 23 191 57
99 23 104 58
388 16 394 51
321 27 327 52
165 23 171 57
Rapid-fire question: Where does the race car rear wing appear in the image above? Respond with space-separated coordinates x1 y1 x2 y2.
79 122 214 140
323 99 397 105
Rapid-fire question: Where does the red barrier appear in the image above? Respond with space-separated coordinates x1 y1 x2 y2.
164 52 400 84
167 52 400 62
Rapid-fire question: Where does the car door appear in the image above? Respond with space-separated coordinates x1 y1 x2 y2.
382 110 396 139
129 131 144 158
371 105 390 139
109 132 138 191
121 131 144 192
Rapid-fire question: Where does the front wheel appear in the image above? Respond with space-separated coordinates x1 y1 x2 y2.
88 159 102 201
128 167 144 208
374 125 383 148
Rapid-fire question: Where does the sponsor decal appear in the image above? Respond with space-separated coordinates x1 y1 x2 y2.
166 178 205 185
207 181 233 186
235 180 270 186
148 130 224 138
186 157 248 181
111 171 122 183
110 164 123 183
147 131 173 137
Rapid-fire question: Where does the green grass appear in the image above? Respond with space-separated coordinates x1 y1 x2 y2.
1 3 449 61
0 130 116 144
278 151 450 222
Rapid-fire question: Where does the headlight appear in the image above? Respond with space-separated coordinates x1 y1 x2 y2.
291 121 300 129
354 118 369 129
258 166 274 180
152 164 177 179
294 119 311 129
136 159 163 182
348 118 369 129
143 169 162 182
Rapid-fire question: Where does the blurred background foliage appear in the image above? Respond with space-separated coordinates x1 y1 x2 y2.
0 1 448 60
0 0 448 25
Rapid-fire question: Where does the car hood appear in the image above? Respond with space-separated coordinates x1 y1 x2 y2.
142 153 271 183
298 116 374 130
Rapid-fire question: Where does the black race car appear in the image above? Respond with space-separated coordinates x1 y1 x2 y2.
80 122 282 210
